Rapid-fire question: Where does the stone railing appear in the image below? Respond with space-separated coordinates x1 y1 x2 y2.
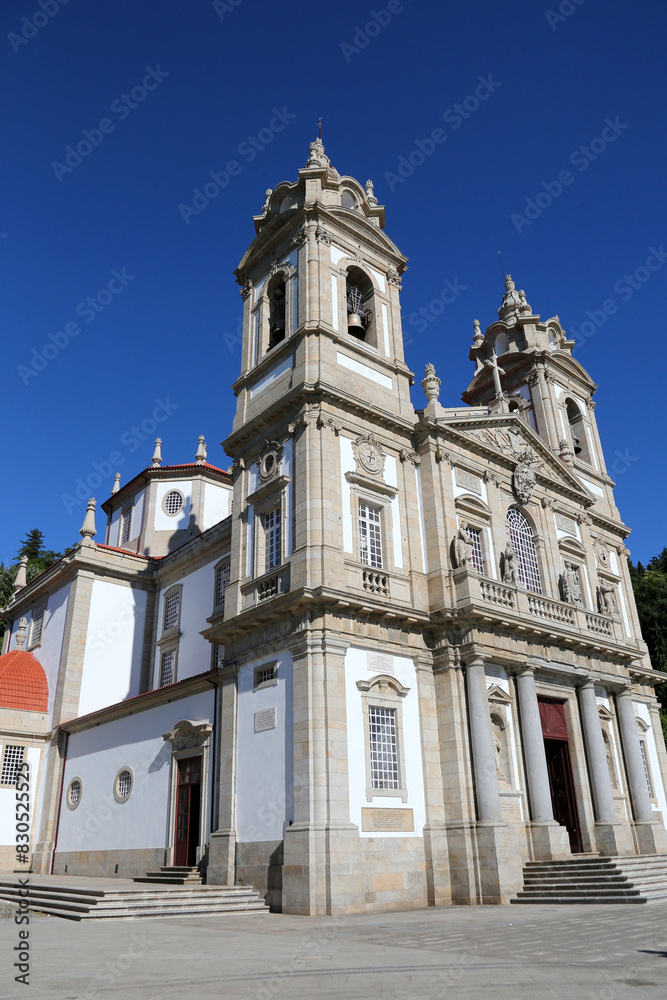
479 579 516 609
242 564 290 608
585 610 614 637
362 569 390 596
527 594 577 626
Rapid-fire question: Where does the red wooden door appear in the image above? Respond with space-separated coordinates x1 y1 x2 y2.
538 700 583 853
174 757 201 867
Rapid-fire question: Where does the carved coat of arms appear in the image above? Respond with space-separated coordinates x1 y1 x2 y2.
512 461 536 504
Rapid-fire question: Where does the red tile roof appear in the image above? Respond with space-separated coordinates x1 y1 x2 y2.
0 650 48 712
95 544 161 559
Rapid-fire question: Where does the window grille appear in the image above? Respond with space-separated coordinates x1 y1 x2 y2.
120 507 132 544
160 650 175 686
264 508 281 571
507 508 542 594
359 502 383 568
368 706 399 790
468 526 484 574
116 770 132 799
163 490 183 515
640 741 653 798
1 745 25 785
69 779 81 806
164 590 180 631
215 562 230 609
255 665 277 687
30 604 46 646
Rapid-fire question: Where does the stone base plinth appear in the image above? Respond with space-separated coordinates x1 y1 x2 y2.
527 821 572 861
474 822 524 904
206 829 236 886
632 820 667 856
593 821 635 857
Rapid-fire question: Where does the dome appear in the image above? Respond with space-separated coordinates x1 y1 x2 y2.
0 650 49 712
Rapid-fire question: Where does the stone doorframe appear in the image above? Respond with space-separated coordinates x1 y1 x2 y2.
162 720 213 866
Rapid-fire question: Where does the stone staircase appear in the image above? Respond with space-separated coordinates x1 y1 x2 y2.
133 865 202 885
512 854 667 904
0 875 269 920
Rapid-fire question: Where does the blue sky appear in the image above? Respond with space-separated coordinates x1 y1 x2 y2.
1 0 666 566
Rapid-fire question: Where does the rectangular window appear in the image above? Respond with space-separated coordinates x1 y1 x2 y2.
368 705 399 790
640 741 653 798
120 507 132 545
1 745 25 786
29 605 46 647
468 526 484 574
215 562 230 609
264 507 281 572
359 502 383 568
159 650 175 687
254 663 278 689
164 590 180 631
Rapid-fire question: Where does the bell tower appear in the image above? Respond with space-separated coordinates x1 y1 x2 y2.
462 274 616 514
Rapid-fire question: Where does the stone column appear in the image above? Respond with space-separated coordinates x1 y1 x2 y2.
615 687 667 855
578 680 628 855
465 658 502 823
415 654 451 907
515 666 571 860
207 666 238 885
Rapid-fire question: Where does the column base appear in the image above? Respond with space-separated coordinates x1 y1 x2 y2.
282 822 360 916
206 828 236 885
422 822 452 907
527 821 572 861
632 820 667 856
474 822 523 904
30 842 54 875
593 820 634 857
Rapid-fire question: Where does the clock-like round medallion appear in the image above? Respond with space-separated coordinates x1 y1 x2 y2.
358 443 383 475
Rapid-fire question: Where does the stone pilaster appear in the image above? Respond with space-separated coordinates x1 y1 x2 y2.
578 681 630 855
207 666 238 885
516 665 570 860
616 688 667 855
415 654 451 907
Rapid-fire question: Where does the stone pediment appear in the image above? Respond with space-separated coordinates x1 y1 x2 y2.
444 416 595 505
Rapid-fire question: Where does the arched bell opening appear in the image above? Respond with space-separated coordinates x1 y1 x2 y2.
565 397 591 464
267 274 286 351
345 265 376 345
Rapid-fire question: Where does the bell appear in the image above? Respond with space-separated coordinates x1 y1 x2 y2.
347 312 364 330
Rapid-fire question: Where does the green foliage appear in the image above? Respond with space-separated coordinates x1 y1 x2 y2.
0 530 71 641
629 548 667 744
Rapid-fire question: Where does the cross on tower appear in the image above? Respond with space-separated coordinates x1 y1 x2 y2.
483 352 505 398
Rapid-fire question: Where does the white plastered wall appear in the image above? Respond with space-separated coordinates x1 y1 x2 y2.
235 651 293 842
154 481 193 532
345 646 426 837
0 745 41 848
634 701 667 827
484 664 524 821
55 690 214 853
78 581 147 716
153 559 219 687
9 582 70 726
202 482 231 530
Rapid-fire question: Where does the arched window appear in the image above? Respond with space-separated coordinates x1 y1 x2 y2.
506 508 542 594
267 274 286 350
565 398 591 464
345 265 375 344
341 190 357 210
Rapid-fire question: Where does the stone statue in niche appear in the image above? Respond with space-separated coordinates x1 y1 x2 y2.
501 543 517 585
561 562 582 604
597 578 618 615
453 521 474 569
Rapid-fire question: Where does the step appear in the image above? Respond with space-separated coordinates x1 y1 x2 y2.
512 895 648 904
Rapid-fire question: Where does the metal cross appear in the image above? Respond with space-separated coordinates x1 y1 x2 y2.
483 351 505 398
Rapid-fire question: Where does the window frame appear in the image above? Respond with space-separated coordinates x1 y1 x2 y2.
113 766 134 804
158 645 178 687
213 557 231 612
66 776 83 810
262 505 282 573
356 673 410 803
120 505 133 545
506 507 542 595
253 661 279 691
161 584 183 636
28 602 47 649
162 488 185 518
358 499 384 569
0 743 26 787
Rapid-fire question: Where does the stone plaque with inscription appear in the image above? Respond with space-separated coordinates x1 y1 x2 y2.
555 513 577 536
367 652 394 674
455 468 482 495
254 707 276 733
361 807 414 832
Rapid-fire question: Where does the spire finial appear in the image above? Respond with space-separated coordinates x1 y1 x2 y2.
422 363 441 403
111 472 121 494
365 179 378 207
152 438 162 467
317 117 322 140
195 435 207 464
14 617 28 651
79 498 97 542
13 555 28 595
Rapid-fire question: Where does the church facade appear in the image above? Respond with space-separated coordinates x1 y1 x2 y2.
2 137 666 913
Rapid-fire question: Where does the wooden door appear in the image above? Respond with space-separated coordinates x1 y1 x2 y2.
538 700 583 854
174 757 202 867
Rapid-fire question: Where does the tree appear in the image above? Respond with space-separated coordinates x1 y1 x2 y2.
629 548 667 744
0 530 71 642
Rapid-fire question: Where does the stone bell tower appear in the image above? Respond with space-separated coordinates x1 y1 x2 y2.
204 136 443 915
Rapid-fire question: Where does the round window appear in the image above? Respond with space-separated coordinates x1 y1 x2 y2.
67 777 82 810
114 767 133 803
162 490 184 516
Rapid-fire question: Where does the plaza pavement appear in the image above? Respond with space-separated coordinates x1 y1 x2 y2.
2 900 667 999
